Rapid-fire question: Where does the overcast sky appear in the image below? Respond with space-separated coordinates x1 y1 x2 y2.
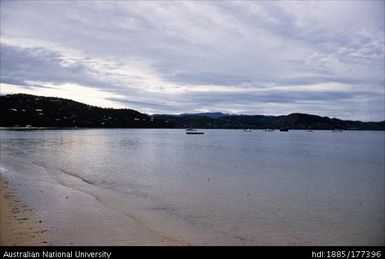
0 1 384 121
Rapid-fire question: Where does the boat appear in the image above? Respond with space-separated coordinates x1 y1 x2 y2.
244 129 252 132
279 128 289 132
186 128 204 134
265 128 274 132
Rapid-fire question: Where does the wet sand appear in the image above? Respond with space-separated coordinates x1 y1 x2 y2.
0 162 183 246
0 179 48 245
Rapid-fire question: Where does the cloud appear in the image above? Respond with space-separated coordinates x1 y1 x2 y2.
1 44 99 88
0 1 383 121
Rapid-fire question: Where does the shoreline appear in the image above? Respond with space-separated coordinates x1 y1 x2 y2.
0 160 184 246
1 127 384 131
0 178 48 245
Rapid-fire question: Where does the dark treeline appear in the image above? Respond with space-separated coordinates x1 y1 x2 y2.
1 94 384 130
154 113 385 130
0 94 168 128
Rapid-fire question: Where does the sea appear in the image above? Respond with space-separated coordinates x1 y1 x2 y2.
0 129 384 245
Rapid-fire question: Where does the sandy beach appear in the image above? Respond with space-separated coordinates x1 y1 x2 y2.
0 157 184 246
0 178 48 245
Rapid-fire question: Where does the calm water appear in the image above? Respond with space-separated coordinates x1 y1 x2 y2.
1 129 384 245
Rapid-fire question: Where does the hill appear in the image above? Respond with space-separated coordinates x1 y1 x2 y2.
154 113 384 130
0 94 167 128
1 94 384 130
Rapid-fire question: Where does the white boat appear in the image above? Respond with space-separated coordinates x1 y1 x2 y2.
186 128 204 134
244 129 252 132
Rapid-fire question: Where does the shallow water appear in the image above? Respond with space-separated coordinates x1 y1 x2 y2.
1 129 384 245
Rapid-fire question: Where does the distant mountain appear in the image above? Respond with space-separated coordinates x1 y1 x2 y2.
178 112 231 119
1 94 384 130
153 113 385 130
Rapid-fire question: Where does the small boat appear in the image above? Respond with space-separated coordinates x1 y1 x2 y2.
279 128 289 132
244 129 252 132
265 128 274 132
186 128 204 134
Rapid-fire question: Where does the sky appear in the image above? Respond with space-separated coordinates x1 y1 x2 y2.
0 1 384 121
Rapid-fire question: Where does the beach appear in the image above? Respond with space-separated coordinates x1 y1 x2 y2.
0 158 183 246
0 178 48 245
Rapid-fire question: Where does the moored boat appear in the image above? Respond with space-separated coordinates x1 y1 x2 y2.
186 128 204 134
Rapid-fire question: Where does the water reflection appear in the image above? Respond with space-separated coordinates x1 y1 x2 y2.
1 129 384 244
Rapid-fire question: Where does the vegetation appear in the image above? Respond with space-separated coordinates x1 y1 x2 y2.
154 113 385 130
0 94 168 128
1 94 384 130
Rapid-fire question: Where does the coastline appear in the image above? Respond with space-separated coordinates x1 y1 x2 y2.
1 127 384 131
0 159 183 246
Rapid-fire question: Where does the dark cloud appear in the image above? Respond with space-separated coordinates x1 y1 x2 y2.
0 1 383 120
2 45 86 86
0 44 127 93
